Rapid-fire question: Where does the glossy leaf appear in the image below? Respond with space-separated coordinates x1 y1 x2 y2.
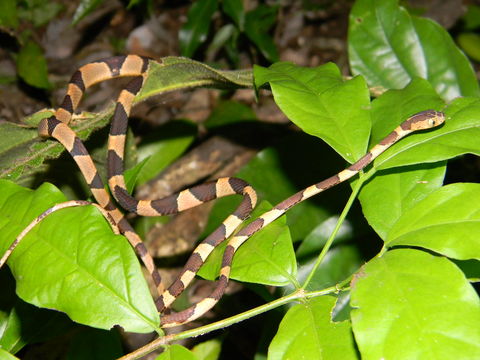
192 339 222 360
368 78 445 147
374 97 480 170
0 349 19 360
156 345 198 360
16 41 51 89
268 296 357 360
386 183 480 260
351 249 480 359
133 120 197 185
349 0 479 101
199 201 297 287
179 0 218 57
358 162 446 239
0 180 160 333
254 62 371 162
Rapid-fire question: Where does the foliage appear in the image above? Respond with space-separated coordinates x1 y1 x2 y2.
1 0 479 359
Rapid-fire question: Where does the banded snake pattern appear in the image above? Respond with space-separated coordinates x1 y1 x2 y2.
1 55 446 328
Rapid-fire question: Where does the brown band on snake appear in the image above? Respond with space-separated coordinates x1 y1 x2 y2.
160 110 445 327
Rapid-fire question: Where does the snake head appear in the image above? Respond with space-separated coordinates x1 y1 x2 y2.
402 110 446 131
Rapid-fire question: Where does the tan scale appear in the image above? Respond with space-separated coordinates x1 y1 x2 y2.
215 178 235 197
195 243 215 261
120 55 145 75
81 62 113 88
52 124 76 150
259 208 285 226
67 83 84 110
108 134 126 155
55 108 73 123
177 190 205 211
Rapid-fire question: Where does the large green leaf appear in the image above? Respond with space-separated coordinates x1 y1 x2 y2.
386 183 480 260
0 349 19 360
268 296 357 360
358 162 446 240
351 249 480 359
199 201 297 287
192 339 221 360
16 41 51 90
349 0 479 101
374 97 480 170
244 5 279 62
0 180 160 333
179 0 218 58
254 62 371 162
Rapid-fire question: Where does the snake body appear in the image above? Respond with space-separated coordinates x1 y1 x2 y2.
8 54 445 327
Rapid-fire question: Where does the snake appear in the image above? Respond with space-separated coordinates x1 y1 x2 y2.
4 54 445 328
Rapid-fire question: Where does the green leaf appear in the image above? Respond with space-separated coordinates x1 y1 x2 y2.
0 180 160 333
358 162 446 240
179 0 218 57
222 0 245 30
16 41 51 89
191 339 221 360
374 97 480 170
349 0 479 101
464 5 480 30
199 201 297 287
0 0 18 28
351 249 480 359
296 216 354 258
386 183 480 260
254 62 371 162
244 5 279 62
0 349 19 360
298 245 362 292
205 100 256 128
66 328 122 360
73 0 104 24
156 345 198 360
368 78 445 147
268 296 357 360
457 33 480 62
133 120 197 185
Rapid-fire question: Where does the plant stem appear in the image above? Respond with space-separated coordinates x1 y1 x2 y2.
301 175 365 289
117 286 339 360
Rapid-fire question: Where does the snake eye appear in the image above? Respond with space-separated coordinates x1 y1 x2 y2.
429 119 436 126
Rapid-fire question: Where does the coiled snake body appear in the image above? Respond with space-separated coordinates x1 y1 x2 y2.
3 55 445 327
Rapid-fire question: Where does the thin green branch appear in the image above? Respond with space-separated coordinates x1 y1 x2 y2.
301 174 366 289
117 286 340 360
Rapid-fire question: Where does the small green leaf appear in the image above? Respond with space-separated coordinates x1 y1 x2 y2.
222 0 245 30
268 296 357 360
351 249 480 359
457 33 480 62
134 120 197 185
0 349 19 360
199 201 297 287
254 62 371 163
349 0 479 101
205 100 256 128
358 162 446 240
0 180 160 333
464 5 480 30
374 97 480 170
156 345 198 360
0 0 18 28
386 183 480 260
192 339 222 360
73 0 104 24
66 328 122 360
179 0 218 57
16 41 51 89
245 5 279 62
